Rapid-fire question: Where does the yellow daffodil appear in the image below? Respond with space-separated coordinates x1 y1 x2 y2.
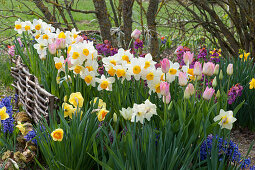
51 128 64 142
97 108 109 121
0 107 9 120
16 121 26 135
90 97 106 109
62 103 75 118
239 52 250 61
249 78 255 89
69 92 84 108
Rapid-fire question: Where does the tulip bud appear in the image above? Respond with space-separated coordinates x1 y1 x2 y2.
203 62 215 76
160 58 170 73
113 113 117 123
160 82 170 96
178 72 188 86
48 43 57 55
214 64 219 75
163 93 171 104
193 62 202 76
227 64 233 76
203 87 215 100
216 90 220 98
184 83 195 99
212 77 217 88
183 51 194 65
131 29 141 40
219 70 223 80
64 95 68 102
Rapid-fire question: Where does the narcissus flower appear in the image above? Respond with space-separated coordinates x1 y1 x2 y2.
213 109 236 130
69 92 84 108
62 103 75 118
120 107 133 120
16 121 26 135
14 19 23 34
97 108 109 121
239 52 250 61
249 78 255 89
95 75 115 91
90 97 106 109
0 106 9 120
51 128 64 141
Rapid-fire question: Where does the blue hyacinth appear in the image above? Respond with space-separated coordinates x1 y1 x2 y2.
0 96 14 133
200 135 253 168
24 130 37 145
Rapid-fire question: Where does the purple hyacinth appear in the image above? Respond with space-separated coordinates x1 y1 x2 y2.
227 84 243 105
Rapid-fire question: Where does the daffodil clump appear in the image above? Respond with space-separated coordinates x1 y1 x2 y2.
62 92 84 119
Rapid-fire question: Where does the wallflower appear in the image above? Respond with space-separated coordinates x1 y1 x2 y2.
97 108 109 121
62 103 75 118
131 99 157 124
120 107 133 120
51 128 64 142
96 75 115 91
227 84 243 104
213 109 236 130
69 92 84 108
0 106 9 120
249 78 255 89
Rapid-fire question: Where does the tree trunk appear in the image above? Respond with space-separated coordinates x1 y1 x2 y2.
146 0 159 59
33 0 60 28
122 0 134 49
93 0 112 42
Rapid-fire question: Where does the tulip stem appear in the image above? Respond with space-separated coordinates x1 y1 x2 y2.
203 75 206 92
226 76 231 110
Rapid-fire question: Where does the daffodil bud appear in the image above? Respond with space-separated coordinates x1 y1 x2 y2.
219 70 223 80
216 90 220 98
113 113 117 123
212 77 217 88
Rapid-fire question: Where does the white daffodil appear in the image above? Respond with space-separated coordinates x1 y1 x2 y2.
54 56 65 72
127 58 145 80
182 65 195 81
80 68 96 87
33 19 44 32
33 38 47 56
85 59 99 72
69 45 84 65
38 30 55 45
213 109 237 130
119 107 133 120
70 28 81 40
95 75 115 91
141 53 156 70
147 79 162 97
70 64 84 75
114 48 133 65
114 65 131 82
14 19 23 34
142 67 162 82
21 21 34 34
166 61 180 83
131 99 157 124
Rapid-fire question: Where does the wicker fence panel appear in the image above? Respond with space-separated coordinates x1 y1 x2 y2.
10 56 59 123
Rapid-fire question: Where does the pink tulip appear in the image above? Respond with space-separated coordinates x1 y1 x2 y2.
183 51 194 65
48 43 57 55
214 64 219 75
203 87 215 100
184 83 195 99
178 72 188 86
56 38 66 49
160 58 170 73
160 82 170 96
227 64 233 75
163 93 171 104
131 29 141 40
203 62 215 76
193 61 202 76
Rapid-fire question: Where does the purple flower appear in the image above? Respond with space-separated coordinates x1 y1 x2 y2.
134 39 143 50
24 130 37 145
0 96 14 133
197 47 208 62
227 84 243 105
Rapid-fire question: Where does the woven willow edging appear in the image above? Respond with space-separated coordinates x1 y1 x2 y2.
10 56 59 123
